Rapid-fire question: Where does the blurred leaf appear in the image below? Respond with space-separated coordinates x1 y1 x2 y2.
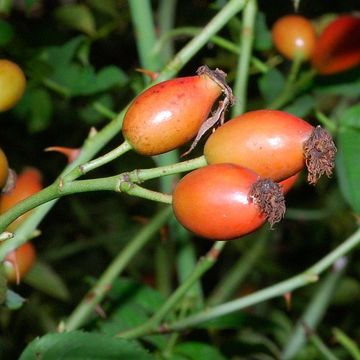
336 127 360 213
24 0 39 11
99 278 167 349
41 36 86 69
316 78 360 97
5 289 25 310
19 331 154 360
0 19 14 47
54 4 96 36
13 87 53 132
79 94 114 124
258 68 285 104
331 277 360 305
24 261 70 301
87 0 119 18
49 64 127 96
338 103 360 129
333 328 360 360
283 94 315 118
174 342 227 360
254 12 272 51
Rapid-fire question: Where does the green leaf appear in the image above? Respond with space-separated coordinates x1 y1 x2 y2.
283 94 315 118
338 103 360 129
49 64 127 97
331 277 360 305
79 94 114 124
87 0 119 18
54 4 96 36
99 278 167 349
254 12 272 51
28 88 53 132
315 77 360 97
44 36 86 68
24 261 70 301
19 331 154 360
258 68 285 104
0 19 14 47
174 342 227 360
336 127 360 213
5 289 25 310
333 328 360 360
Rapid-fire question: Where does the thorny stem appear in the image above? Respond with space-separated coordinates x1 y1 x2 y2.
64 207 172 332
0 0 245 259
117 241 227 339
151 227 360 334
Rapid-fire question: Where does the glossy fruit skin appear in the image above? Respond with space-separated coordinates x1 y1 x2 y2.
279 172 300 194
272 15 317 60
0 167 43 232
172 164 266 240
4 242 36 283
311 15 360 74
122 74 222 156
204 110 314 182
0 147 9 189
0 59 26 112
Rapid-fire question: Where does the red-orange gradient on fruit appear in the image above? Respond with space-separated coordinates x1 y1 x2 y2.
271 15 317 60
4 242 36 283
0 147 9 189
122 74 222 155
0 167 43 232
311 15 360 74
204 110 313 182
172 164 266 240
279 172 300 194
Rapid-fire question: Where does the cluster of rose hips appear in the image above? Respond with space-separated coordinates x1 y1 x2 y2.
0 60 40 284
271 13 360 74
121 66 336 241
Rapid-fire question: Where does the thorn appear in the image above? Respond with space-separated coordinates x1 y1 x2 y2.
94 304 107 319
135 68 159 81
89 127 98 138
45 146 81 163
284 292 292 310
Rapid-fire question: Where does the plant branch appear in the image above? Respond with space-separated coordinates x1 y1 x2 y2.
156 227 360 333
63 206 172 332
117 241 227 339
232 0 257 116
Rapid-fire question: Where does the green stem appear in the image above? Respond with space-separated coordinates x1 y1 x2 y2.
232 0 257 116
154 27 268 74
207 229 268 306
158 0 177 62
64 206 172 331
309 334 340 360
268 68 317 110
157 0 247 81
128 0 162 72
118 241 227 339
162 227 360 332
282 259 346 359
93 101 117 120
63 140 133 182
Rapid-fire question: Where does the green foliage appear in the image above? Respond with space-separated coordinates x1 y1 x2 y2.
0 1 359 359
19 331 154 360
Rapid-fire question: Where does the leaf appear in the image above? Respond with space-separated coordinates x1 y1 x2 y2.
254 12 272 51
87 0 119 18
174 342 227 360
79 94 114 124
337 103 360 129
49 64 127 96
0 19 14 47
99 278 167 349
54 4 96 36
28 88 53 132
336 127 360 213
333 328 360 360
19 331 154 360
5 289 26 310
258 68 285 104
24 261 70 301
283 94 315 118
